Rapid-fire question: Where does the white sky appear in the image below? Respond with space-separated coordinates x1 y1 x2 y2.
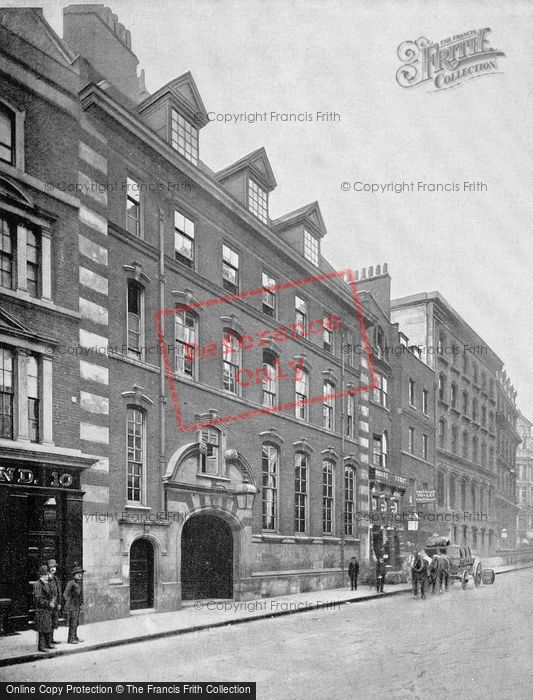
9 0 533 417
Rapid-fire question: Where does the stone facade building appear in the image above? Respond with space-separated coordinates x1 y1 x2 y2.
391 292 519 555
516 412 533 545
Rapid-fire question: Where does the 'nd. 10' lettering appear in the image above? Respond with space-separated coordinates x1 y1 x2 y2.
0 467 73 488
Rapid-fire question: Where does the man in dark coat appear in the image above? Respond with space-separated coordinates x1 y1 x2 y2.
348 557 360 590
47 558 61 644
33 564 56 651
376 558 386 593
63 565 84 644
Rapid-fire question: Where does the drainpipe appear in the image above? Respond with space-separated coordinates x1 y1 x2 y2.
340 329 346 586
158 208 167 514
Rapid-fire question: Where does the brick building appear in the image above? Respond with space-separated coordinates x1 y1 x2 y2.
1 5 387 626
391 292 519 555
0 8 97 629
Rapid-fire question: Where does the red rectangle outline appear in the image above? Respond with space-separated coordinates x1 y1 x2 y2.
154 268 377 432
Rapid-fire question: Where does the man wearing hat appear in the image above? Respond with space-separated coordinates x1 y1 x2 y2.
63 565 84 644
33 565 56 651
47 558 61 644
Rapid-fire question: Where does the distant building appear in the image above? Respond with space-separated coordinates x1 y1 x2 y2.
516 412 533 545
391 292 519 554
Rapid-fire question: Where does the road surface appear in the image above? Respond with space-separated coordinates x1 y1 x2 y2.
2 569 533 698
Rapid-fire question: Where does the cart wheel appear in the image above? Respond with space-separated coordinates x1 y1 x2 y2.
461 570 468 590
474 562 482 587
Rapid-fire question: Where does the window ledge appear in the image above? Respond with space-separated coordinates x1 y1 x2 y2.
196 473 231 482
123 504 151 511
0 288 79 320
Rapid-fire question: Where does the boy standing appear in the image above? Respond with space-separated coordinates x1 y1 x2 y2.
33 565 56 651
63 565 84 644
47 558 61 644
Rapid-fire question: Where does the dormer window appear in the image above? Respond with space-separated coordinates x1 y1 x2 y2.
304 229 319 266
248 178 268 224
171 109 198 165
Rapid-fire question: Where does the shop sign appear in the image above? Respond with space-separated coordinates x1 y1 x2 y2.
0 465 77 489
416 489 436 503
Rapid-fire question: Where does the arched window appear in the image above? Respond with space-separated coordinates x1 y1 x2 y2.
451 383 458 408
473 363 478 384
471 482 477 511
437 471 445 507
460 479 467 510
438 419 446 449
295 367 309 420
262 443 278 531
438 374 446 401
489 446 495 468
462 431 469 459
451 425 458 454
294 452 309 533
449 475 456 509
463 353 468 374
463 391 469 416
481 404 487 427
489 411 495 432
472 436 479 463
175 309 198 378
0 103 15 165
438 331 446 354
127 407 145 503
346 393 355 437
481 441 487 467
472 398 478 423
262 350 278 408
344 467 356 536
127 280 144 360
322 461 334 533
322 380 335 430
382 431 389 468
222 330 241 394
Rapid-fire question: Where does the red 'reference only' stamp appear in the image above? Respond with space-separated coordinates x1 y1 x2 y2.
154 269 375 432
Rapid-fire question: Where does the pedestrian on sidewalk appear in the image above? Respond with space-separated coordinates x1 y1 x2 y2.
47 558 61 644
376 559 386 593
63 565 84 644
348 557 359 590
33 565 56 652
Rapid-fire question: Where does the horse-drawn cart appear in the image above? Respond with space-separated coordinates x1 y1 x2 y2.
424 537 492 591
410 535 495 598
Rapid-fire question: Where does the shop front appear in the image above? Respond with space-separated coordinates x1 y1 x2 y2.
0 459 87 630
369 467 407 570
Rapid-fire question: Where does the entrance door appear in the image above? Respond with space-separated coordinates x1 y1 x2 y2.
129 539 154 610
181 515 233 600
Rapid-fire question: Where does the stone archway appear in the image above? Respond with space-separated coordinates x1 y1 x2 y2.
181 514 233 600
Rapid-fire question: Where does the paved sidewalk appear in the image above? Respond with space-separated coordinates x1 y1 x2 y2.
0 562 530 667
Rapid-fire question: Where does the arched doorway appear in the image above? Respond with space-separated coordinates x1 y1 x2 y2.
181 514 233 600
130 538 154 610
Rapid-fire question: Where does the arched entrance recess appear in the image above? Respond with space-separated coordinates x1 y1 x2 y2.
181 514 233 599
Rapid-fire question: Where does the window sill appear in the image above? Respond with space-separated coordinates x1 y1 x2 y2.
0 288 79 319
123 504 151 511
196 473 231 482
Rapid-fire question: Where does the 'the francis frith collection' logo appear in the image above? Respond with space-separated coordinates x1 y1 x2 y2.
396 28 505 91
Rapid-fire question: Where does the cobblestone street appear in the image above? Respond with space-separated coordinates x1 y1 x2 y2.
2 570 532 699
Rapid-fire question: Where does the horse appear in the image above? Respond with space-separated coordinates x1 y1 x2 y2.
428 554 450 594
411 552 431 599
